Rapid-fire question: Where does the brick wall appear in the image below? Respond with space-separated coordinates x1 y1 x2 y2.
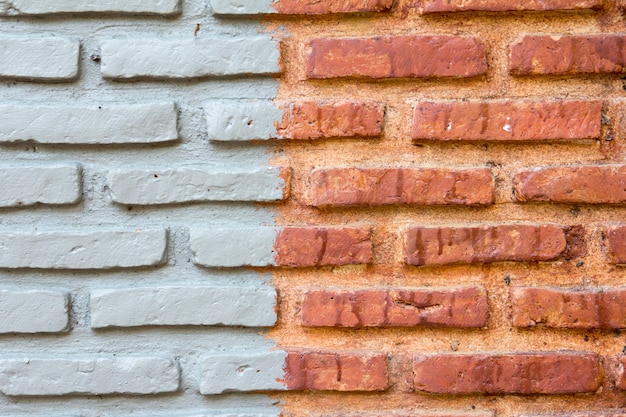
1 1 626 416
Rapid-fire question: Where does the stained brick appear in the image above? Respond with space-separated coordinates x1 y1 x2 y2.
309 167 494 206
211 0 393 15
412 100 601 142
406 225 567 266
306 36 487 79
413 353 600 394
420 0 602 13
302 286 488 328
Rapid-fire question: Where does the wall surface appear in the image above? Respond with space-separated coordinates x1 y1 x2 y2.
1 0 626 416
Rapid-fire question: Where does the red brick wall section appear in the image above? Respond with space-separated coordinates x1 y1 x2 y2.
265 0 626 416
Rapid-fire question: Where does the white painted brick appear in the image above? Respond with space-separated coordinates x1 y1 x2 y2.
0 356 179 395
0 103 178 144
1 0 182 15
191 228 276 268
0 164 82 207
0 289 69 333
90 285 277 328
107 167 286 205
0 230 168 269
200 351 286 394
206 101 281 141
101 37 280 79
0 36 79 81
210 0 274 15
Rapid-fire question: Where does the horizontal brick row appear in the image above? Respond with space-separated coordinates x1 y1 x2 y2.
10 163 626 208
3 350 624 396
2 225 626 270
7 35 626 81
0 0 600 16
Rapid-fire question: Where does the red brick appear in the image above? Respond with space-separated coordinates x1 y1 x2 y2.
510 35 626 75
302 286 488 328
412 100 601 142
278 101 384 140
512 287 626 329
306 36 487 79
607 226 626 264
413 353 600 394
309 168 494 207
616 357 626 390
406 225 567 266
420 0 602 13
515 165 626 204
275 227 372 267
284 350 388 391
274 0 393 14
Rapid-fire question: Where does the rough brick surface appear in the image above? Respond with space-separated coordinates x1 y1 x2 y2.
420 0 602 13
309 167 494 206
0 165 82 207
284 350 388 391
0 289 69 333
413 353 600 394
606 226 626 264
617 357 626 390
0 0 182 15
107 167 287 204
515 165 626 204
101 37 280 79
0 103 178 144
510 35 626 75
90 286 277 328
512 287 626 329
210 0 393 14
277 101 385 140
0 230 167 269
200 351 287 394
406 225 567 266
0 356 180 396
0 36 79 81
412 100 601 142
306 36 487 79
274 227 372 267
302 286 488 328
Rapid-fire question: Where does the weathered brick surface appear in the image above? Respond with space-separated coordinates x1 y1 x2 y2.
0 165 82 207
512 287 626 329
210 0 393 15
309 167 494 206
1 0 182 15
406 225 567 266
412 100 601 142
302 287 488 328
284 350 388 391
275 227 372 267
515 165 626 204
607 226 626 264
0 289 69 333
306 37 487 79
413 353 600 394
510 35 626 75
420 0 602 13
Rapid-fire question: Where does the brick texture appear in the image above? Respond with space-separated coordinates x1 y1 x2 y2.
420 0 602 13
515 165 626 204
412 100 601 142
309 167 494 206
306 36 487 79
512 287 626 329
284 350 388 391
406 225 567 266
413 353 600 394
211 0 393 15
302 286 488 328
607 226 626 264
510 35 626 75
